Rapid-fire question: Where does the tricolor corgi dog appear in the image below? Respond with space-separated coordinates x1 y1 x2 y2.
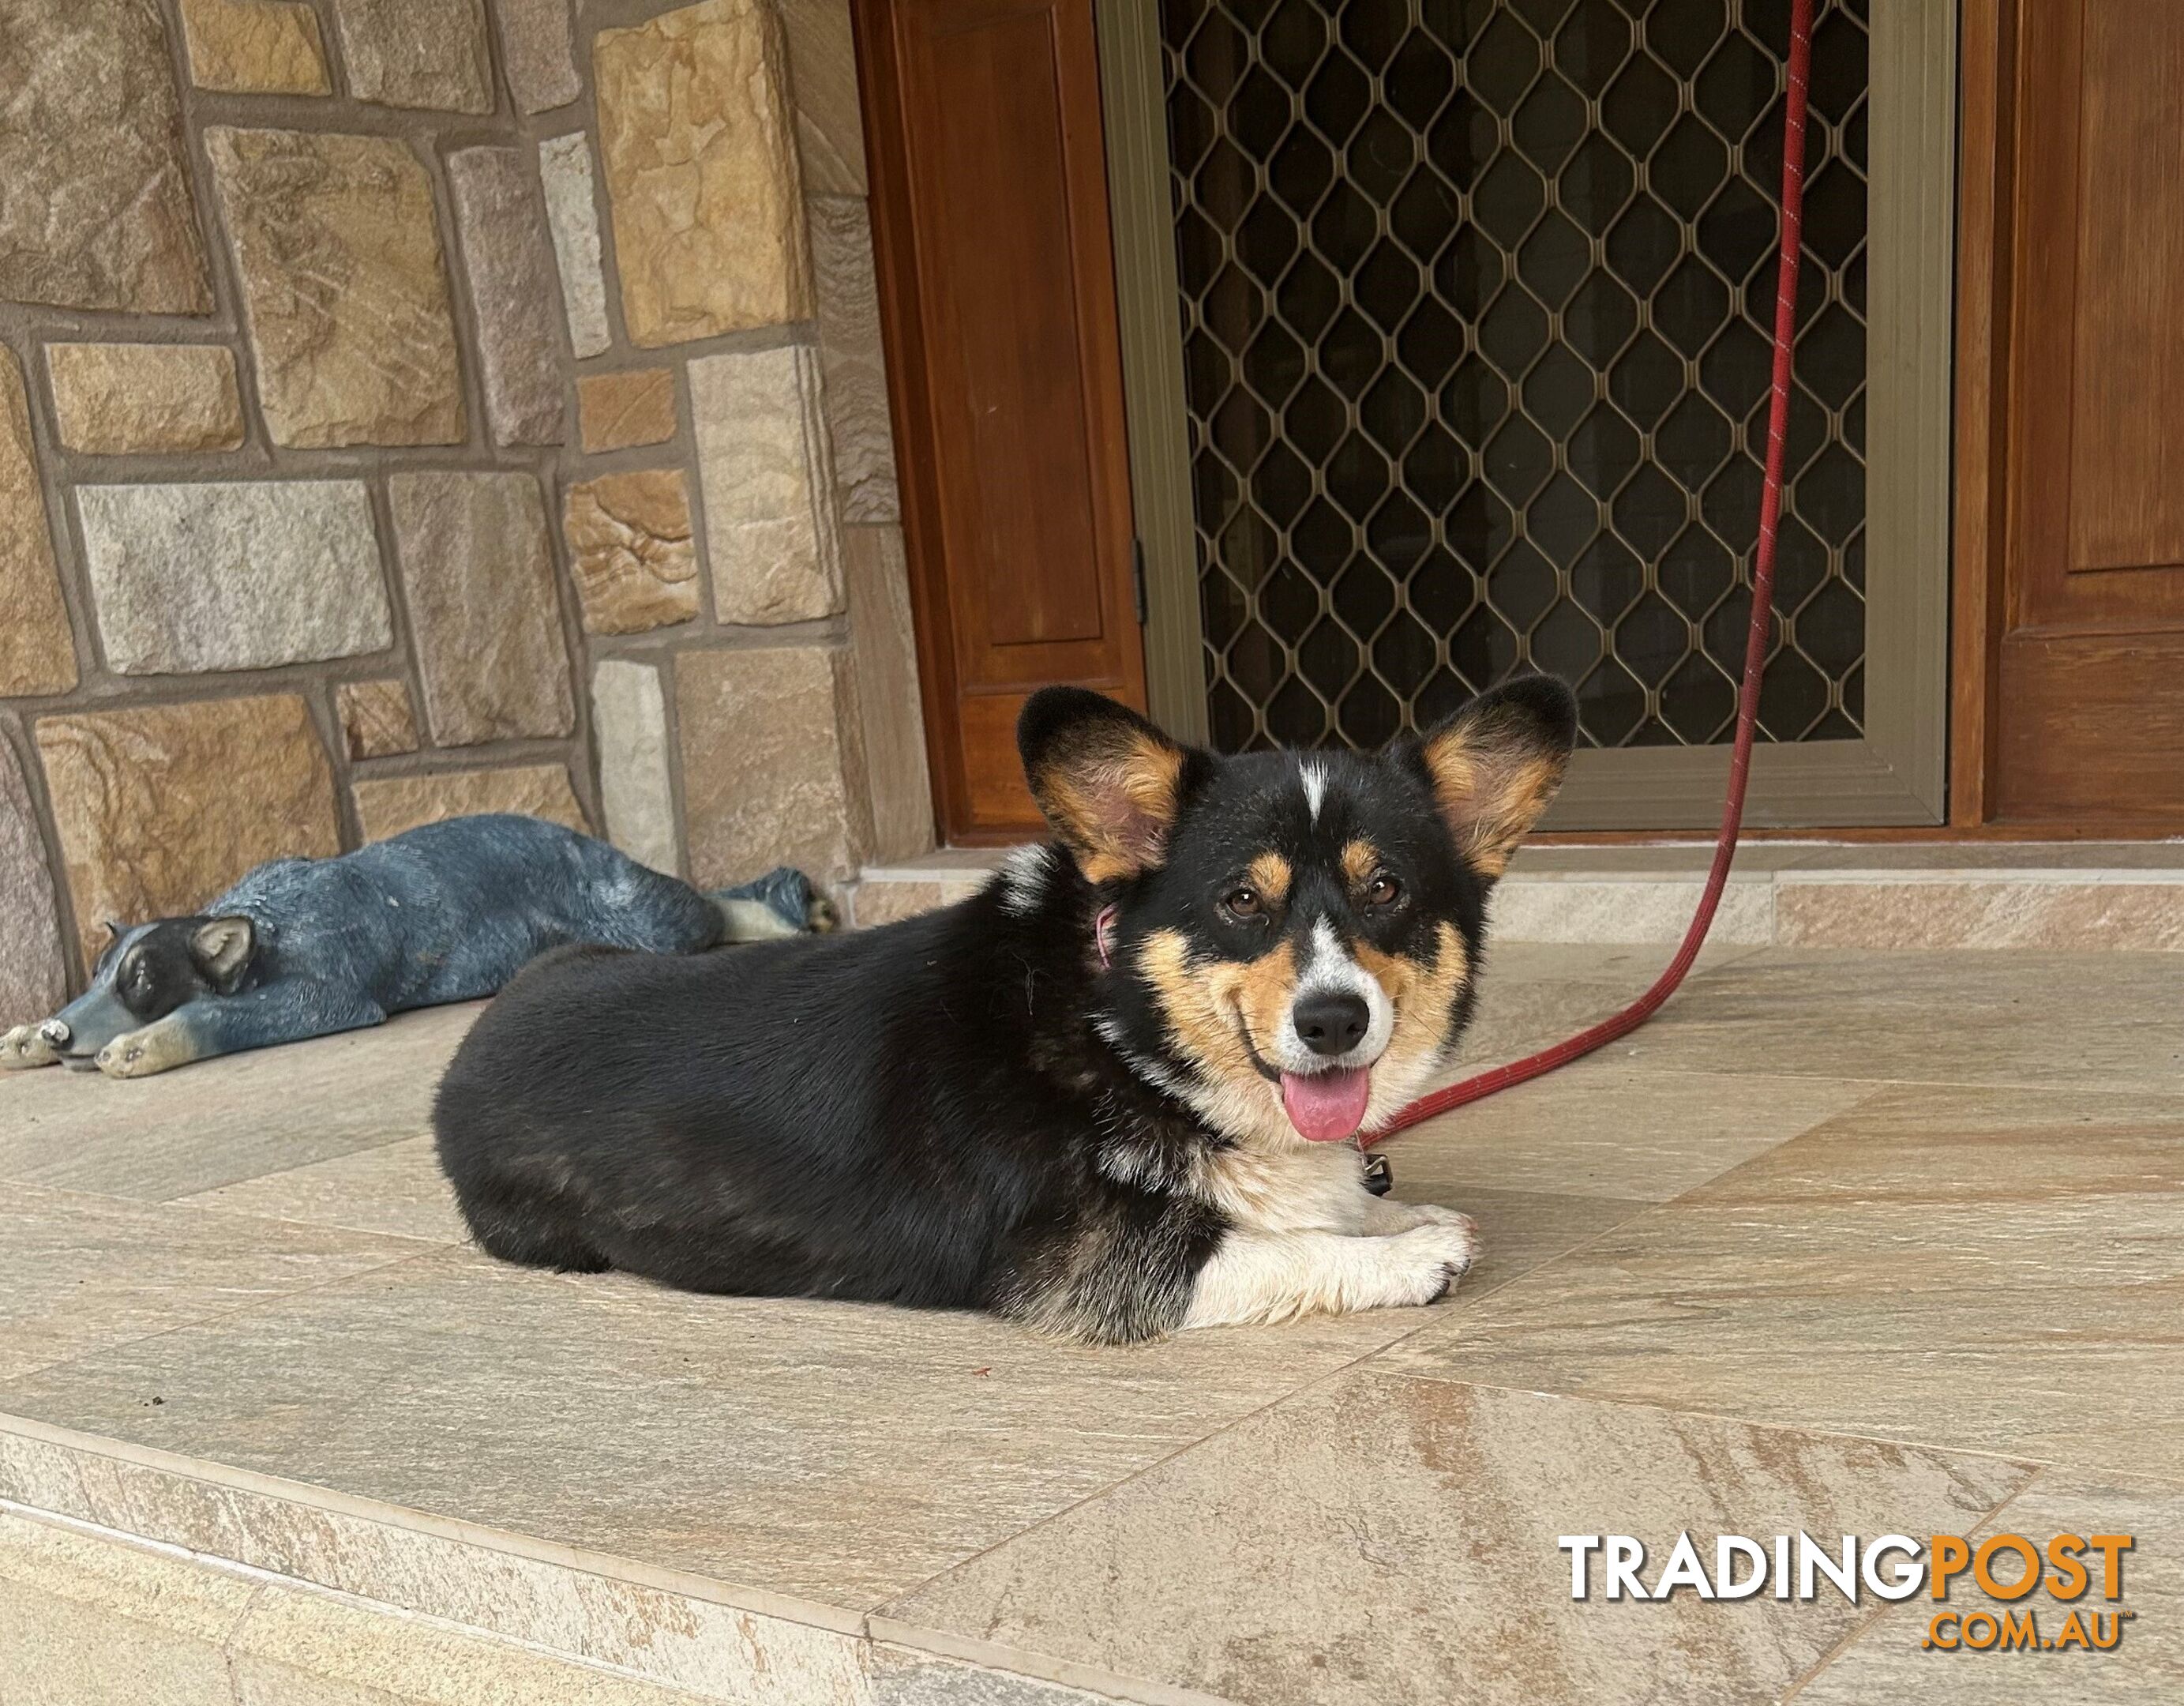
433 676 1577 1342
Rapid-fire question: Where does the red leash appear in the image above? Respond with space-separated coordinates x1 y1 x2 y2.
1377 0 1818 1139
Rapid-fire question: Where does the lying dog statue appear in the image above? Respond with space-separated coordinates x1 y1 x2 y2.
2 814 821 1080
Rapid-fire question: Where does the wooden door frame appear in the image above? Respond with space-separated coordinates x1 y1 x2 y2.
857 0 972 842
1096 0 1208 746
1948 0 2013 829
855 0 1150 844
1096 0 1957 831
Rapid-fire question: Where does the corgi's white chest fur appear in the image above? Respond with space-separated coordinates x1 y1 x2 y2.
1191 1139 1375 1234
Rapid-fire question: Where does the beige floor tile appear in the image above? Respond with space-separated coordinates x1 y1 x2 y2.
1384 1084 2184 1478
0 1184 435 1381
1585 949 2184 1089
0 1239 1588 1615
1428 1185 1642 1295
0 1507 257 1706
225 1569 737 1706
2 1506 730 1706
1450 939 1763 1066
881 1369 2031 1706
174 1136 467 1245
1797 1469 2184 1703
0 1003 480 1201
1381 1060 1878 1201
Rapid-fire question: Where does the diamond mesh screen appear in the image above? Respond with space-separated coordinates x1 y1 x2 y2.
1162 0 1871 752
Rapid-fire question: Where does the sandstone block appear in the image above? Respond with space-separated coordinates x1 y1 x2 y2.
591 659 679 875
495 0 581 113
0 351 77 698
353 765 585 843
810 196 900 524
336 679 419 760
845 526 934 861
0 0 212 314
205 127 465 449
538 133 612 359
595 0 813 346
177 0 332 95
780 0 866 195
564 470 700 636
675 644 870 886
330 0 493 112
0 738 66 1024
47 344 246 456
447 148 567 446
388 472 575 746
577 368 677 453
690 345 844 624
36 696 340 970
77 482 392 675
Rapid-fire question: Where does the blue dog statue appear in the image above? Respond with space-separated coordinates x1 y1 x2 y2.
0 814 822 1080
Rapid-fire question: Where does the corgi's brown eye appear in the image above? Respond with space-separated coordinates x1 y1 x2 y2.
1364 873 1402 907
1222 885 1264 919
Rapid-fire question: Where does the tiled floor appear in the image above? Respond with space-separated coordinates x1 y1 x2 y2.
2 943 2179 1703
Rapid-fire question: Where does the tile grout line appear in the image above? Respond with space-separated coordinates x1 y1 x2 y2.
153 1123 452 1208
5 1169 452 1244
1775 1469 2051 1701
2 1239 456 1392
1379 1366 2184 1494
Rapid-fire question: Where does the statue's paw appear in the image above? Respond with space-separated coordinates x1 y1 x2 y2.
1 1024 58 1069
96 1024 192 1080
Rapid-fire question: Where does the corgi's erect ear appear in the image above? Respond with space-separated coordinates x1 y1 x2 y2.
1413 675 1579 880
1018 688 1199 884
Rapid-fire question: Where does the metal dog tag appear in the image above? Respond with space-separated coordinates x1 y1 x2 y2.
1361 1152 1393 1196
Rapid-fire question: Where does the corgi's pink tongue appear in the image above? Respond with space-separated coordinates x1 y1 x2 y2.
1280 1067 1372 1143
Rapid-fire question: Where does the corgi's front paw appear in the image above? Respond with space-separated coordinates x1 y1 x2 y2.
1384 1219 1478 1306
1 1024 58 1069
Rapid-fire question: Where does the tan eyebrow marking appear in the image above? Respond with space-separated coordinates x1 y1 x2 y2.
1341 838 1381 887
1245 851 1293 904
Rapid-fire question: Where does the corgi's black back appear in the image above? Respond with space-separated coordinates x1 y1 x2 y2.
435 874 1225 1331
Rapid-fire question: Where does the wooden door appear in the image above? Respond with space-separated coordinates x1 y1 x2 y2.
858 0 1148 842
1991 0 2184 825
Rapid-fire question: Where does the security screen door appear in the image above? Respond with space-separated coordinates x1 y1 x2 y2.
1101 0 1953 827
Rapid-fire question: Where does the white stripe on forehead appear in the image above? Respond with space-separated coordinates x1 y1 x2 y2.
1297 757 1327 822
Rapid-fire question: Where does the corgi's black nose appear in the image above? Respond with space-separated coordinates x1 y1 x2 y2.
1293 991 1368 1057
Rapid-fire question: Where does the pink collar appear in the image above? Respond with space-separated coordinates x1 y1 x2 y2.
1094 904 1118 969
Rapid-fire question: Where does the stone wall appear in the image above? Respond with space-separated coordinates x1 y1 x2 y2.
0 0 935 1024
